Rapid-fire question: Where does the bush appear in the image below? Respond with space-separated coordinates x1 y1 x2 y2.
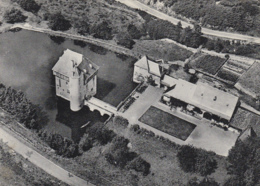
4 8 27 23
90 21 113 40
73 18 90 35
127 156 151 176
48 13 71 31
127 24 145 39
14 0 40 13
130 124 140 132
113 116 129 128
177 145 198 172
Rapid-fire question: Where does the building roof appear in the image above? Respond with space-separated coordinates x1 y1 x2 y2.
161 75 178 87
135 56 163 77
52 49 98 79
164 79 239 120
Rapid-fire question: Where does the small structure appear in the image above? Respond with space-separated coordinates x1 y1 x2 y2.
133 56 165 87
52 49 99 111
162 79 239 121
237 126 257 142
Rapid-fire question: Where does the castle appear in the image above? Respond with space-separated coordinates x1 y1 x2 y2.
52 49 99 111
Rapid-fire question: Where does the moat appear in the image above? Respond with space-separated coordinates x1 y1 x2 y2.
0 29 137 141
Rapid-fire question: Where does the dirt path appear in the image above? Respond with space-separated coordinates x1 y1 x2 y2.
0 123 93 186
116 0 260 44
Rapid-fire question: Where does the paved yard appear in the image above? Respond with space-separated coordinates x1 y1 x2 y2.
120 85 239 156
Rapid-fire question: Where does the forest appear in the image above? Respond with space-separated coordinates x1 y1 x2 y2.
145 0 260 36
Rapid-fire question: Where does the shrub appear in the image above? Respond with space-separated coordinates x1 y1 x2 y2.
48 13 71 31
4 8 27 23
127 24 145 39
127 156 151 176
90 21 113 40
74 18 90 35
130 124 140 132
14 0 40 13
177 145 197 172
113 116 129 128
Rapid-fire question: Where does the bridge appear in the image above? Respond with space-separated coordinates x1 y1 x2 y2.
84 97 117 116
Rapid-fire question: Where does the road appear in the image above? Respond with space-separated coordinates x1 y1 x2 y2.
116 0 260 44
0 125 93 186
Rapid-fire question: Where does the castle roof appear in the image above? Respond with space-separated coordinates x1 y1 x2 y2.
52 49 99 79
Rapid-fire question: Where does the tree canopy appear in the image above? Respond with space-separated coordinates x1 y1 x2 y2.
4 8 27 23
47 13 71 31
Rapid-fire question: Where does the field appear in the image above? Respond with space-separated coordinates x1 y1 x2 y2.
133 40 193 61
36 0 145 34
238 62 260 95
0 135 67 186
190 54 226 75
139 106 196 141
216 68 240 83
229 108 260 135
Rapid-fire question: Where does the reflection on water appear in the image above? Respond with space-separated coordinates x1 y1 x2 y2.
0 29 136 141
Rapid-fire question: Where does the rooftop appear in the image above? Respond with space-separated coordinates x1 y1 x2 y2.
135 56 163 77
165 79 239 120
52 49 99 79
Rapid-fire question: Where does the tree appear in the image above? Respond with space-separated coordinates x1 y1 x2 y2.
227 137 260 185
127 156 151 176
115 32 135 49
195 151 217 176
90 21 113 40
74 18 90 35
177 145 197 172
127 24 145 39
4 8 27 23
14 0 40 13
48 13 71 31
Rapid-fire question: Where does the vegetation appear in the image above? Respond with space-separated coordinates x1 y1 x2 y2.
90 21 113 40
216 68 240 83
12 0 40 13
187 177 219 186
3 8 27 23
47 13 71 31
113 116 129 128
225 136 260 185
189 54 226 75
177 145 218 177
238 62 260 95
0 84 48 130
142 0 260 36
139 106 196 140
115 32 135 49
0 141 66 186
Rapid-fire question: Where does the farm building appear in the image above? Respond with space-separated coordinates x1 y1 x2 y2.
52 49 99 111
162 79 239 122
133 56 165 87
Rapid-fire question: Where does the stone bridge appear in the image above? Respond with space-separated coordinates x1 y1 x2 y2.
84 97 116 116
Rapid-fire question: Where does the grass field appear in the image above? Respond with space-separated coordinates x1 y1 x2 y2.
229 108 260 135
216 68 240 83
133 40 193 61
190 54 226 75
139 106 196 141
238 62 260 95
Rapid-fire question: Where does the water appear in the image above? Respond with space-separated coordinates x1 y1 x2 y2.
0 29 137 141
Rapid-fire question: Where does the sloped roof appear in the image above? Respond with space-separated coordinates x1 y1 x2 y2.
52 49 83 77
161 75 178 87
164 79 239 120
135 56 163 77
238 127 257 142
52 49 99 79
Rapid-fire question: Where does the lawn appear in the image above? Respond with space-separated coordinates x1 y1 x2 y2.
238 62 260 95
216 68 240 83
139 106 196 141
190 54 227 75
132 40 193 61
229 108 260 136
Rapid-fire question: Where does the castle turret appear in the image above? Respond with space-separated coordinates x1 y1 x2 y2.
69 62 84 111
52 49 99 112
